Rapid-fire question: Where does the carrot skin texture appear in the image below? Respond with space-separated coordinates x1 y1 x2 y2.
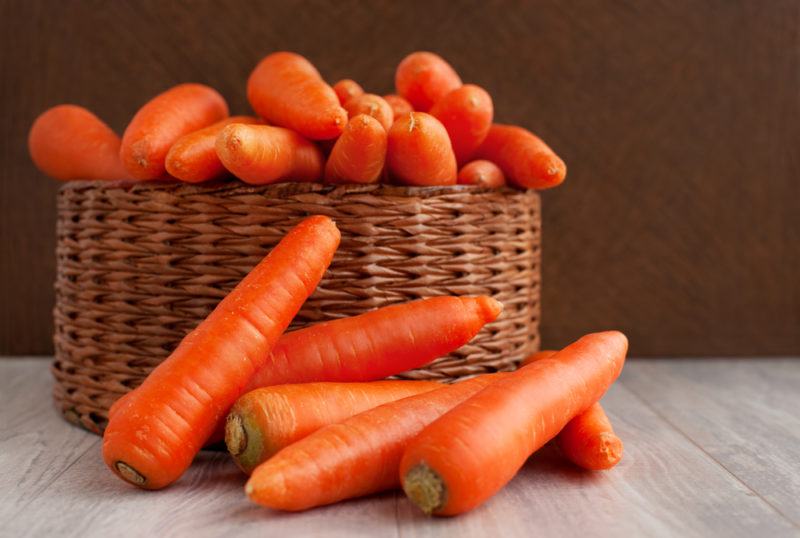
400 331 628 515
165 116 259 182
474 124 566 190
344 94 394 132
247 52 347 140
457 160 506 187
120 83 228 180
395 52 462 112
430 85 493 164
383 94 414 118
324 114 387 184
386 112 457 186
102 216 340 490
333 79 365 105
558 402 623 470
28 105 129 180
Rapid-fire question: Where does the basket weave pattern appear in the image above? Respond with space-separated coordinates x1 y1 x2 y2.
53 181 541 433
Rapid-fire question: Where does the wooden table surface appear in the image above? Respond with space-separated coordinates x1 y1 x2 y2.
1 357 798 537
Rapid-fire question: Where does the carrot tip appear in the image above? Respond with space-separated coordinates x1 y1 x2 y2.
476 296 503 322
115 461 146 487
403 463 446 515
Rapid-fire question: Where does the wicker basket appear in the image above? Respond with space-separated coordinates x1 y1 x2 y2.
53 180 541 434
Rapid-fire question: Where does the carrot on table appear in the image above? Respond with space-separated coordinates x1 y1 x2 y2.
102 216 340 490
120 83 228 180
457 160 505 187
400 331 628 516
28 105 129 181
324 114 387 184
165 115 259 183
386 112 457 186
247 51 347 140
226 380 441 474
395 51 462 112
216 123 323 184
383 94 414 118
344 93 394 131
333 79 364 105
430 84 493 164
474 124 566 190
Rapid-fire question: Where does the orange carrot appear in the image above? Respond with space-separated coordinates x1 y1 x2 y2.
457 160 505 187
430 84 493 164
519 349 559 366
383 94 414 118
474 124 567 190
386 112 457 186
216 123 323 184
333 79 364 105
343 94 394 131
324 114 387 184
102 216 340 490
226 380 441 474
120 83 228 180
395 52 462 112
400 331 628 515
28 105 129 180
247 52 347 140
165 115 259 183
245 373 507 511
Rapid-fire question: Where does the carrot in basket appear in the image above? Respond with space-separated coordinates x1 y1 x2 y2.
333 79 364 105
247 51 347 140
120 83 229 180
386 112 457 186
324 114 387 184
216 123 323 184
102 216 340 490
28 105 129 181
383 94 414 118
165 115 259 182
400 331 628 516
245 373 508 511
344 94 394 131
226 380 441 474
395 52 462 112
430 84 493 164
474 124 566 190
457 160 505 187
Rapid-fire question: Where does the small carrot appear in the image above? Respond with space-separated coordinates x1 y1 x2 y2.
333 79 364 105
324 114 387 184
395 52 462 112
474 124 567 190
120 83 228 180
386 112 457 186
102 216 340 490
383 94 414 118
247 52 347 140
226 380 441 474
245 373 507 511
430 84 493 165
28 105 129 180
400 331 628 516
165 115 259 183
343 94 394 131
457 160 506 187
216 123 323 184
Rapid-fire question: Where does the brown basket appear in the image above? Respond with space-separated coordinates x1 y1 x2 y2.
53 180 541 434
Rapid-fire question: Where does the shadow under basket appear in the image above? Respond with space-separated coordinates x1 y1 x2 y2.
52 180 541 434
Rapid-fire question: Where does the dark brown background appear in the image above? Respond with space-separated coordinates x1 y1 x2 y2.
2 0 798 356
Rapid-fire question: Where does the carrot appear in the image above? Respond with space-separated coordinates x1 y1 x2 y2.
343 94 394 131
226 380 441 474
383 94 414 118
247 51 347 140
216 123 323 184
28 105 129 181
120 83 228 180
474 124 567 190
386 112 457 186
430 85 493 164
102 216 340 490
165 115 259 183
457 160 505 188
400 331 628 516
245 373 508 511
333 79 364 105
395 52 462 112
324 114 387 184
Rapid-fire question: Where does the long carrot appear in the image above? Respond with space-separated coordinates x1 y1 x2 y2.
324 114 387 184
226 380 441 474
383 94 414 118
457 160 506 187
333 79 364 105
28 105 129 181
395 52 462 112
430 84 493 164
344 94 394 131
216 123 323 184
247 52 347 140
473 124 567 190
102 216 340 490
386 112 457 186
245 373 508 511
165 115 259 182
120 83 228 180
400 331 628 516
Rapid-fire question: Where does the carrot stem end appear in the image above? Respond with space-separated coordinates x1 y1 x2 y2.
403 463 446 515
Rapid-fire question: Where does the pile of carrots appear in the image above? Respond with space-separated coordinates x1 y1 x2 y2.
102 215 627 516
29 51 566 190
